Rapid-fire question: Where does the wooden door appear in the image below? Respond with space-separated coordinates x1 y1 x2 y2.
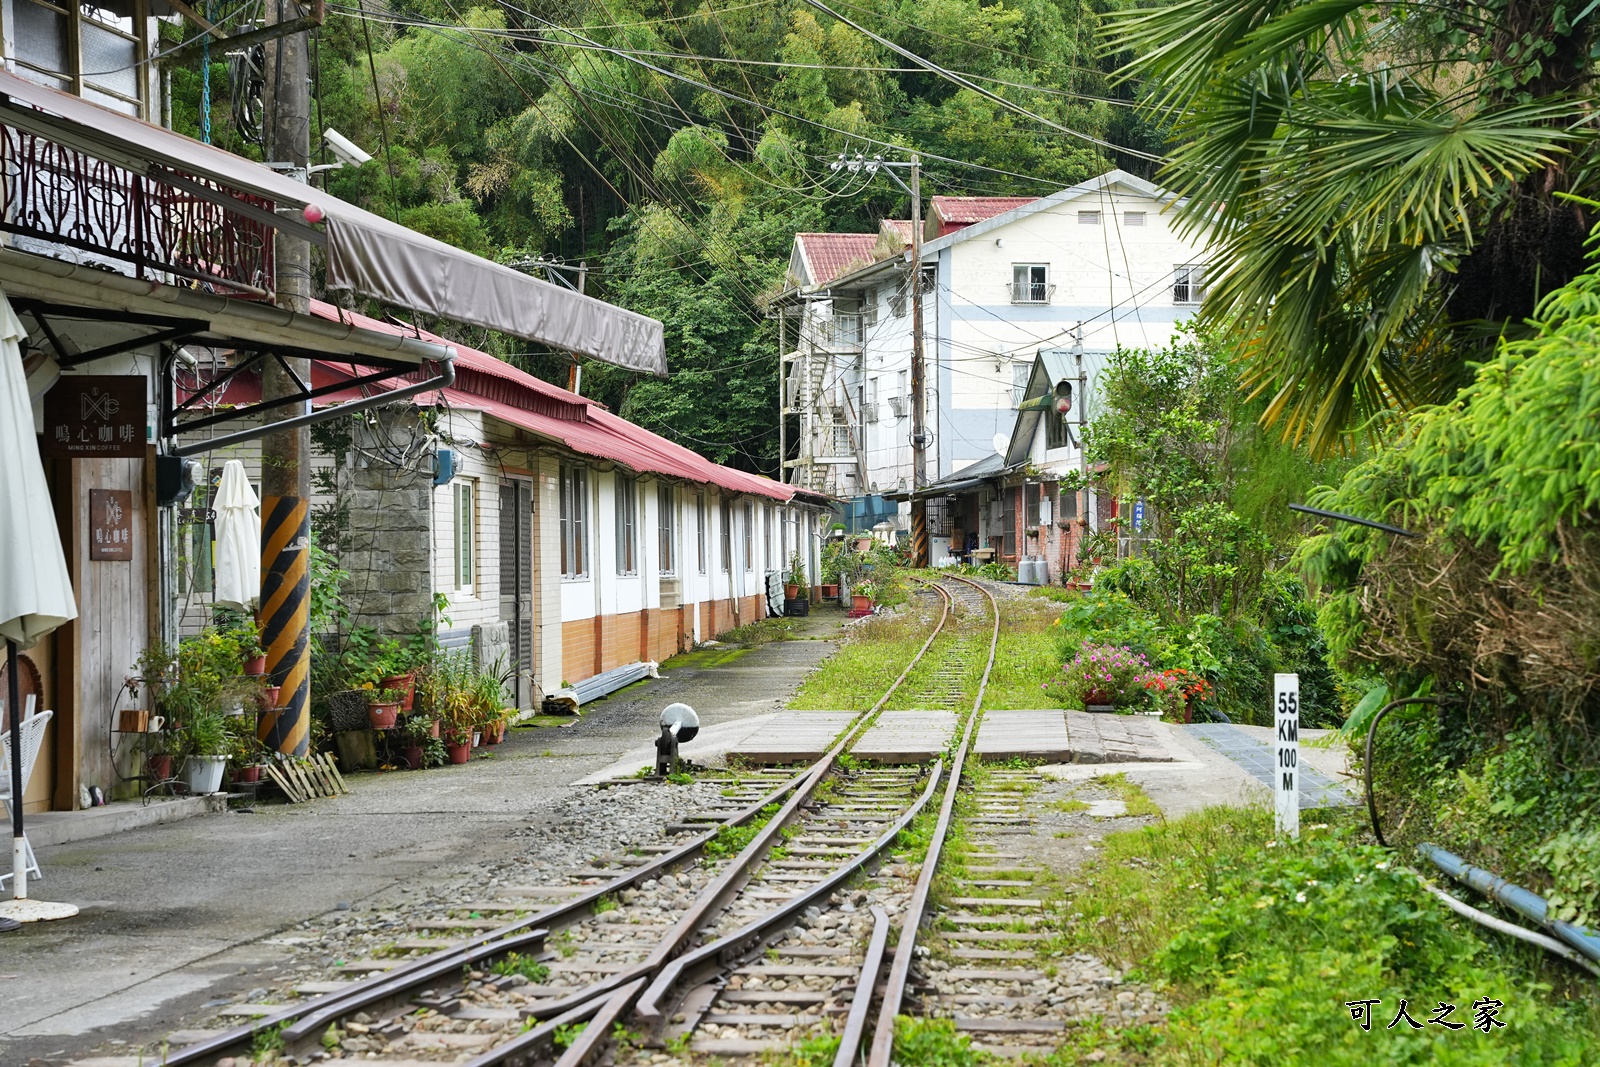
498 482 534 709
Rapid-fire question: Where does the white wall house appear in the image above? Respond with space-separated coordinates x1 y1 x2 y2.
779 170 1212 526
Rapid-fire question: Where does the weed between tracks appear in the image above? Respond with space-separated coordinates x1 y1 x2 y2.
705 802 783 859
790 607 939 710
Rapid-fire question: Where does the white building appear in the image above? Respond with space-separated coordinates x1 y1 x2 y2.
778 170 1211 524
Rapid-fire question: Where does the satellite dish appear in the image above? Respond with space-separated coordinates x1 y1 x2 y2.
992 433 1008 455
660 702 700 744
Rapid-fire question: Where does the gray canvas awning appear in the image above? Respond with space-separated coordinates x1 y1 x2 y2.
0 69 666 376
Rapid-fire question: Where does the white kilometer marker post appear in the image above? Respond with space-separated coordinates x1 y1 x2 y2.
1274 673 1300 840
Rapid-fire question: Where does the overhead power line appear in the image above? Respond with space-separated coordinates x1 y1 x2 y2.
793 0 1165 165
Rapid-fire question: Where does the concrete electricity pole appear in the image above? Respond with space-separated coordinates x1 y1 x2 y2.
908 155 929 567
258 6 313 757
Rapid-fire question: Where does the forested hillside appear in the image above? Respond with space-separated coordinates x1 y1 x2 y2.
165 0 1156 473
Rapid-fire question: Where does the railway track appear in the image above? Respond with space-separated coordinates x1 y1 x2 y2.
130 575 996 1066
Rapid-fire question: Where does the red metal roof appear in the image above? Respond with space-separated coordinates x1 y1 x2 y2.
795 232 880 285
307 302 797 503
931 196 1037 236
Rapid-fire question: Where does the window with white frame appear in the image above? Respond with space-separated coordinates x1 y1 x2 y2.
1011 361 1032 407
1011 264 1051 304
862 287 878 328
764 505 773 568
721 498 733 573
1173 263 1209 305
658 483 677 575
743 501 755 570
696 491 708 573
615 474 639 574
453 480 476 590
559 465 588 578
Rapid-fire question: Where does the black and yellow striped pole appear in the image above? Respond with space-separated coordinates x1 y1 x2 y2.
258 495 309 756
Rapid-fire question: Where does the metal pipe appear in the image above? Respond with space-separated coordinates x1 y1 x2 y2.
1416 875 1600 978
1419 843 1600 965
1289 502 1416 538
1364 696 1453 848
169 353 456 457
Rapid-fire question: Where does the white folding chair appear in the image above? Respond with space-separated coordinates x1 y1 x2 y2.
0 700 50 888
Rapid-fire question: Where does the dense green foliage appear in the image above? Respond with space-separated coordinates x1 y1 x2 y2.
1043 333 1350 725
1110 0 1600 452
1058 810 1599 1064
166 0 1158 472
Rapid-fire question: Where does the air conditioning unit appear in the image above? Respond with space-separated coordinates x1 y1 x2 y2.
887 396 907 418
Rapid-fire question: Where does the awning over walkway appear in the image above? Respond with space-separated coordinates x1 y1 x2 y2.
0 69 666 376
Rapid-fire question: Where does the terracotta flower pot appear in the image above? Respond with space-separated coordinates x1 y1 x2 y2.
402 745 423 770
821 584 839 599
380 673 416 712
446 741 472 765
429 719 440 740
243 655 267 676
851 594 873 612
258 685 281 710
231 764 261 785
367 703 399 730
147 753 174 781
785 583 800 600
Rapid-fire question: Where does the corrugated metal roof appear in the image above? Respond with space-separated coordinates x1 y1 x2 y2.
307 302 798 503
931 196 1038 235
795 232 880 286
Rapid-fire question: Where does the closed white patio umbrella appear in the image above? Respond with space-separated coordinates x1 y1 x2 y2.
0 289 78 926
213 459 260 611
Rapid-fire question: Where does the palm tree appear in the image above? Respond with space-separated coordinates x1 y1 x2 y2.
1107 0 1597 453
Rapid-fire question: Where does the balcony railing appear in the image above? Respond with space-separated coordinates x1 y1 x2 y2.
0 122 277 297
1010 280 1056 304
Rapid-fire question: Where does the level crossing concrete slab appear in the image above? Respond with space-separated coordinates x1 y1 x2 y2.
975 710 1173 763
724 710 857 763
852 710 958 763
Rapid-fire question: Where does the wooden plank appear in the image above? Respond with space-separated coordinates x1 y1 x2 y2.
689 1038 785 1055
947 898 1045 908
703 1013 823 1027
264 763 302 803
734 964 858 977
321 751 351 792
718 990 828 1004
954 1017 1065 1033
945 968 1045 981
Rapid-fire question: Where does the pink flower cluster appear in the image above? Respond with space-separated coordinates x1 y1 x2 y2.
1053 643 1165 703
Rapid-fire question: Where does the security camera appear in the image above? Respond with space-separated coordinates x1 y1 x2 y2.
322 128 373 167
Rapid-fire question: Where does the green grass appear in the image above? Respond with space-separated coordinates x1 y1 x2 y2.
978 598 1067 709
489 952 550 983
1049 807 1600 1065
1089 772 1163 819
660 645 751 670
717 617 801 647
705 802 781 859
790 610 935 709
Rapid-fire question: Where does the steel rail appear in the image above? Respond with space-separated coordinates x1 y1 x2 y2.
167 764 816 1063
168 581 959 1065
630 757 946 1027
866 574 1001 1067
546 581 960 1067
470 579 960 1067
834 906 892 1067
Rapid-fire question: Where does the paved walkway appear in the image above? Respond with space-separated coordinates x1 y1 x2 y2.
1185 723 1356 807
974 710 1171 763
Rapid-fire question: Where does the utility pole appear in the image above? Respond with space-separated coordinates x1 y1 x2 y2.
568 262 586 395
909 154 929 567
258 4 312 757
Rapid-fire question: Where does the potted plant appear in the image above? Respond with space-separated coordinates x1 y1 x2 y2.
819 544 842 599
227 718 264 785
145 729 178 783
785 552 807 601
441 720 473 764
852 580 877 613
236 621 267 676
181 708 230 794
1045 643 1161 713
366 687 404 730
375 637 417 712
401 715 435 770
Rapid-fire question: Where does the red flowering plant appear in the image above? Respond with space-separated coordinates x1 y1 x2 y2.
1043 643 1165 712
1142 668 1214 721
